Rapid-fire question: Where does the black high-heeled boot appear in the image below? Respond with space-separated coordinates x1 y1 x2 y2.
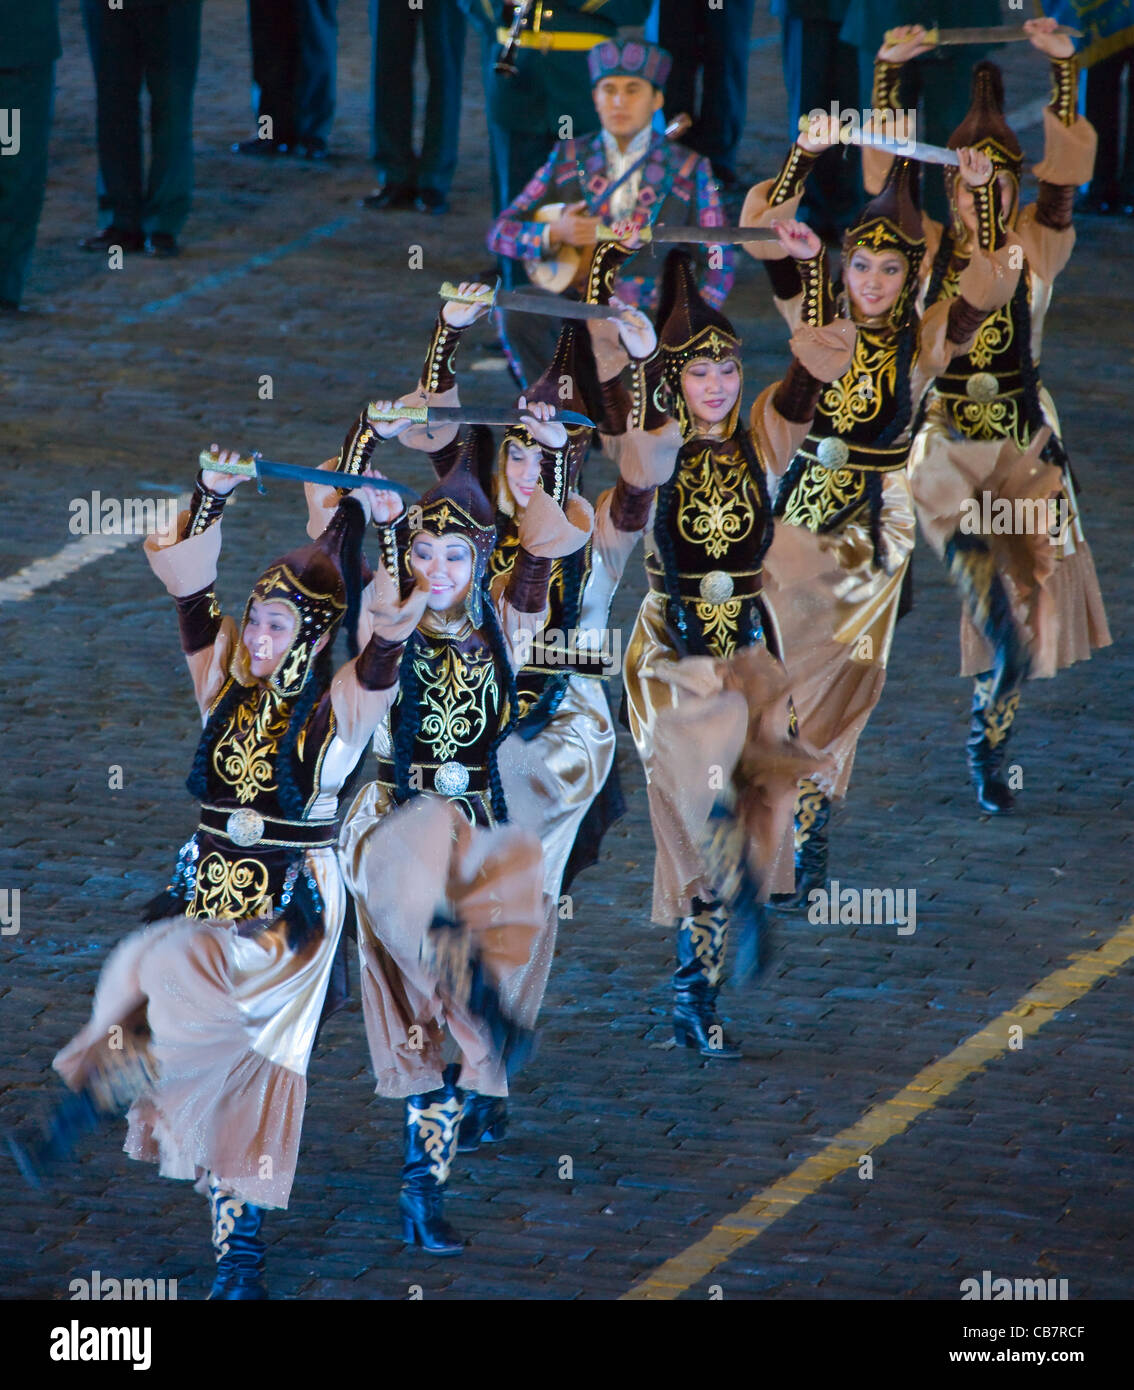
771 778 830 913
967 672 1021 814
399 1063 465 1255
672 901 740 1059
456 1093 508 1154
207 1179 269 1300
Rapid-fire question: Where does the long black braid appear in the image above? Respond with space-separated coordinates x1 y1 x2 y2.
516 546 586 740
185 676 244 802
481 594 521 824
274 646 335 819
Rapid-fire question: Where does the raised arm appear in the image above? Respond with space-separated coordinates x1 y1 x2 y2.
144 451 250 717
1019 18 1096 282
752 221 857 473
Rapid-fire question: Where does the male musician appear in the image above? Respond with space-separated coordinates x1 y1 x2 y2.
486 37 734 387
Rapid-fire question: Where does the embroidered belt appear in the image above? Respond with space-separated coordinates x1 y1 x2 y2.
198 805 339 850
646 562 764 605
799 436 909 473
497 28 605 51
375 760 489 798
932 368 1025 403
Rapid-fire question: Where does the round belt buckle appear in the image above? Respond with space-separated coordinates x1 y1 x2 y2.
966 372 999 403
434 761 470 797
816 436 850 469
226 808 265 848
698 570 735 604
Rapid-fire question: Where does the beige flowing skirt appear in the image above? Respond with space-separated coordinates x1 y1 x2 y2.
338 789 546 1099
497 675 617 1029
624 591 816 924
53 845 347 1211
762 514 908 801
908 396 1112 679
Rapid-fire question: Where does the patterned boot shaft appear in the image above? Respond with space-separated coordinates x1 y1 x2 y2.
966 673 1019 814
672 907 741 1059
207 1179 268 1300
402 1064 465 1191
674 898 729 991
793 778 830 886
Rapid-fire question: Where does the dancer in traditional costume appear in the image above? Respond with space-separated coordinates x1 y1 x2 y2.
876 20 1112 813
739 123 1020 906
333 421 592 1254
13 457 409 1298
623 228 855 1057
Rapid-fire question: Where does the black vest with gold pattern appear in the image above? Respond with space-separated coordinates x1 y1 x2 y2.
649 434 773 660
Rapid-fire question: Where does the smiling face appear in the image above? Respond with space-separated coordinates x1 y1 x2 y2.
592 75 663 143
844 246 908 321
243 600 299 678
681 357 741 428
503 438 543 510
409 531 475 612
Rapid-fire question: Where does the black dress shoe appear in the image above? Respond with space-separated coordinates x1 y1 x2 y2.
414 188 449 215
231 136 290 157
144 233 180 259
293 139 330 162
361 183 416 210
79 226 144 253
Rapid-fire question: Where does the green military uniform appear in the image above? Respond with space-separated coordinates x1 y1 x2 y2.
79 0 203 243
842 0 991 221
0 0 60 308
480 0 652 271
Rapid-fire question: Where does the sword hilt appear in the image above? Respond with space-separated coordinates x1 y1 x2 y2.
438 281 498 308
366 403 428 424
198 447 259 477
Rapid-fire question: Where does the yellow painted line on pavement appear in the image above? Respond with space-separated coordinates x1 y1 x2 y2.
622 917 1134 1300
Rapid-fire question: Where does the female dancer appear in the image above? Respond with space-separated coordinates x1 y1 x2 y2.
877 20 1112 813
739 126 1020 905
335 420 593 1254
623 226 855 1057
16 458 410 1298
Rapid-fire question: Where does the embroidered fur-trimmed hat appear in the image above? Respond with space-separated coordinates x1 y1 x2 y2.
588 39 671 90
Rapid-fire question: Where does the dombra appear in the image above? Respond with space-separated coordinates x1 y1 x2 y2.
521 113 692 294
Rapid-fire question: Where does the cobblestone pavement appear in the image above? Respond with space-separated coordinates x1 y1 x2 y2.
1 4 1130 1302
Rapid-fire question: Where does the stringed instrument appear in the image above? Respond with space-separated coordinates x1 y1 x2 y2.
523 112 692 295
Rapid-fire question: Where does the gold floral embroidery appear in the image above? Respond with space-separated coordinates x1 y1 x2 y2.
190 851 273 920
691 597 744 659
674 445 756 561
781 463 867 533
415 641 499 762
948 393 1022 443
821 331 896 432
965 302 1014 369
212 688 291 804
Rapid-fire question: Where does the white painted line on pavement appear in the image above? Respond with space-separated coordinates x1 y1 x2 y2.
0 532 141 605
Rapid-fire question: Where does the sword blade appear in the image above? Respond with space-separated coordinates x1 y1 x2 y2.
846 131 960 167
366 404 596 429
646 225 780 245
928 24 1081 45
198 450 420 501
495 290 621 322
